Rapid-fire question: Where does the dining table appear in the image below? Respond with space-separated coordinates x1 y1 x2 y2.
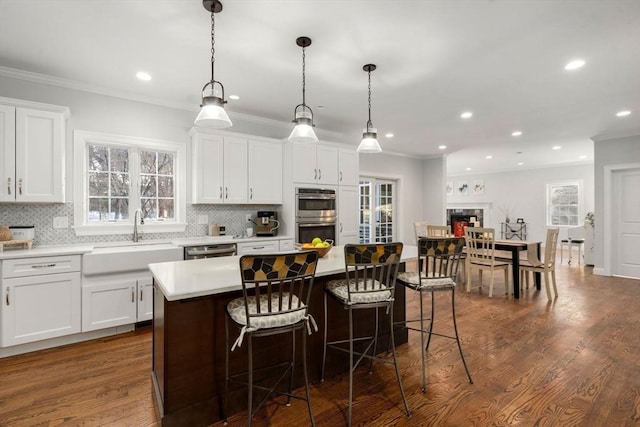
494 239 542 298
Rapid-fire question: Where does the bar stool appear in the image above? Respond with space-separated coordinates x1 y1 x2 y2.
320 242 411 426
395 237 473 392
223 251 319 426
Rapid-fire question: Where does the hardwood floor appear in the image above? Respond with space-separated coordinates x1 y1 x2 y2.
1 259 639 426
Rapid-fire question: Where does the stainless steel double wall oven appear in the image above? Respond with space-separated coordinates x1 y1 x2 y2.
295 187 337 243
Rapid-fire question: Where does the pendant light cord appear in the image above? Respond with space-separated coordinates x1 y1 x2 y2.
301 45 306 107
210 9 216 84
367 68 372 131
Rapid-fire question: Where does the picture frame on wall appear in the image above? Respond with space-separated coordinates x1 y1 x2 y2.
472 179 485 195
457 179 468 196
446 181 454 196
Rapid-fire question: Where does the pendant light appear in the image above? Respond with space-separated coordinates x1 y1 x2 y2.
194 0 232 128
357 64 382 153
288 36 318 143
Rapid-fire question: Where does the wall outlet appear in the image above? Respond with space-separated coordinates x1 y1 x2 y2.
198 215 208 225
246 214 252 222
53 216 68 229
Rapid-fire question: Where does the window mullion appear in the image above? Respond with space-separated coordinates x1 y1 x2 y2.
130 148 141 217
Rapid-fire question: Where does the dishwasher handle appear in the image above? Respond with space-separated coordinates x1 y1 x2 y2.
185 246 236 258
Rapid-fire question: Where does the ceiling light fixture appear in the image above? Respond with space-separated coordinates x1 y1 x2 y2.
357 64 382 153
461 111 473 119
229 94 240 100
288 36 318 143
565 59 586 70
511 131 522 137
616 110 631 117
485 155 493 159
517 162 524 166
194 0 232 129
552 145 562 150
136 71 152 81
385 133 394 138
438 145 447 150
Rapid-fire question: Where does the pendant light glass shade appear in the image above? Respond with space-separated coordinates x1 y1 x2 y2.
357 64 382 153
288 109 318 143
195 0 232 129
289 36 317 143
358 128 382 153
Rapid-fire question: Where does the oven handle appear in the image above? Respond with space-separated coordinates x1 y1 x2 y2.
297 223 337 228
185 247 237 256
296 194 336 200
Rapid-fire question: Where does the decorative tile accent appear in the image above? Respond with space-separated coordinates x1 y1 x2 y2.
0 203 280 246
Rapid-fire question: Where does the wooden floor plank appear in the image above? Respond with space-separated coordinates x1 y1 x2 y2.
1 261 639 426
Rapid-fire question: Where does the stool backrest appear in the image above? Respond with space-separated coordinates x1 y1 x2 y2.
239 251 319 327
343 242 404 302
418 237 465 281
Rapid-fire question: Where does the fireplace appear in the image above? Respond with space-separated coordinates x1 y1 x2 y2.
447 208 484 237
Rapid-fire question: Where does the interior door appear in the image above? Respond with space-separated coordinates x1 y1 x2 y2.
612 168 640 278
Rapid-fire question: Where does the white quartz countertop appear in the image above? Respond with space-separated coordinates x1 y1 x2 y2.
149 244 418 301
0 244 94 259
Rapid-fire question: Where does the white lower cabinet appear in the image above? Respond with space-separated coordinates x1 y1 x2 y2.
1 255 81 347
236 240 280 255
82 273 153 332
279 239 295 252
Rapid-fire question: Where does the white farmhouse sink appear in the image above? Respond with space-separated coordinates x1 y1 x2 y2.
83 242 183 275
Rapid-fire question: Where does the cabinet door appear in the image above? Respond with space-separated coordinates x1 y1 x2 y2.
1 272 81 347
338 186 359 245
0 105 16 202
248 139 282 204
192 133 224 203
15 108 65 202
316 145 338 185
291 142 319 184
236 240 280 255
137 277 154 322
223 137 247 203
82 280 137 332
338 148 359 186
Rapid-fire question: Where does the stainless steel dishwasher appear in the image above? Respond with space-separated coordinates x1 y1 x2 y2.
183 243 237 260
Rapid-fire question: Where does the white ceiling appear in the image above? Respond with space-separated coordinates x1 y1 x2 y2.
1 0 639 175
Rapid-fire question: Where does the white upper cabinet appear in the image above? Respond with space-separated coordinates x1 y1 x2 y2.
192 131 248 204
338 148 359 186
291 142 338 185
191 129 282 205
0 99 69 203
248 139 282 204
338 185 359 245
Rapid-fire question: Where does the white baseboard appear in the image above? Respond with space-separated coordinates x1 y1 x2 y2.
593 267 607 276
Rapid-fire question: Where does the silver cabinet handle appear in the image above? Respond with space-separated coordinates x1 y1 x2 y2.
340 171 343 182
219 186 223 199
5 287 9 306
340 223 343 232
250 187 253 200
140 288 143 301
252 246 265 250
318 169 322 180
18 178 23 195
32 263 56 269
7 178 11 195
225 187 228 199
314 168 317 180
131 287 135 303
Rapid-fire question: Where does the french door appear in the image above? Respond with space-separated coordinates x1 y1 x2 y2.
359 178 396 243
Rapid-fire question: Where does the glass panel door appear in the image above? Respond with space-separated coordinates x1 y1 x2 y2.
359 178 396 243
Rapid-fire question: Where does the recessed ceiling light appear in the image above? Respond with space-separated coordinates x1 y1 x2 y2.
579 155 587 159
517 162 524 166
438 144 447 150
229 94 240 100
552 145 562 150
564 59 585 70
485 155 493 159
385 133 394 138
465 167 472 171
136 71 152 81
460 111 473 119
511 131 522 137
616 110 631 117
316 105 325 110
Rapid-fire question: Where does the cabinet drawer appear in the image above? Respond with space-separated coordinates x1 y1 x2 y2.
2 255 81 278
279 239 295 252
236 241 280 255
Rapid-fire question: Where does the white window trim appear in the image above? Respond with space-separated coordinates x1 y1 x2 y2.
73 130 187 236
545 179 584 228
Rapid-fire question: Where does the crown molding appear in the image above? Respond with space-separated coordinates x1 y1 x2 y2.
0 66 343 140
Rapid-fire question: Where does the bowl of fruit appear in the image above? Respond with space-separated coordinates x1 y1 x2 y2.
297 237 334 258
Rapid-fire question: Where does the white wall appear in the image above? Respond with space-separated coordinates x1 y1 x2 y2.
593 134 640 272
423 156 447 225
447 164 594 243
360 152 433 244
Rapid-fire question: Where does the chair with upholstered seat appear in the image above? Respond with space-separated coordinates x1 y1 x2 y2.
520 227 560 300
395 236 473 392
464 227 510 297
223 251 319 426
560 226 585 265
320 242 410 426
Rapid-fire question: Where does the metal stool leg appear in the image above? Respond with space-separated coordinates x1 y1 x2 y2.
389 304 411 419
302 328 316 426
451 287 473 383
419 290 427 392
320 292 328 382
348 306 354 426
223 314 230 424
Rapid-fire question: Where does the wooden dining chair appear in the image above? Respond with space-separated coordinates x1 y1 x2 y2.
427 224 450 237
463 227 510 297
520 228 560 300
414 221 429 242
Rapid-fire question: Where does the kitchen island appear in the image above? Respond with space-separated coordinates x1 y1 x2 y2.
149 244 417 427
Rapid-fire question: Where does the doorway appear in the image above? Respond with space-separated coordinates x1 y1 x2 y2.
359 178 396 243
612 167 640 278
